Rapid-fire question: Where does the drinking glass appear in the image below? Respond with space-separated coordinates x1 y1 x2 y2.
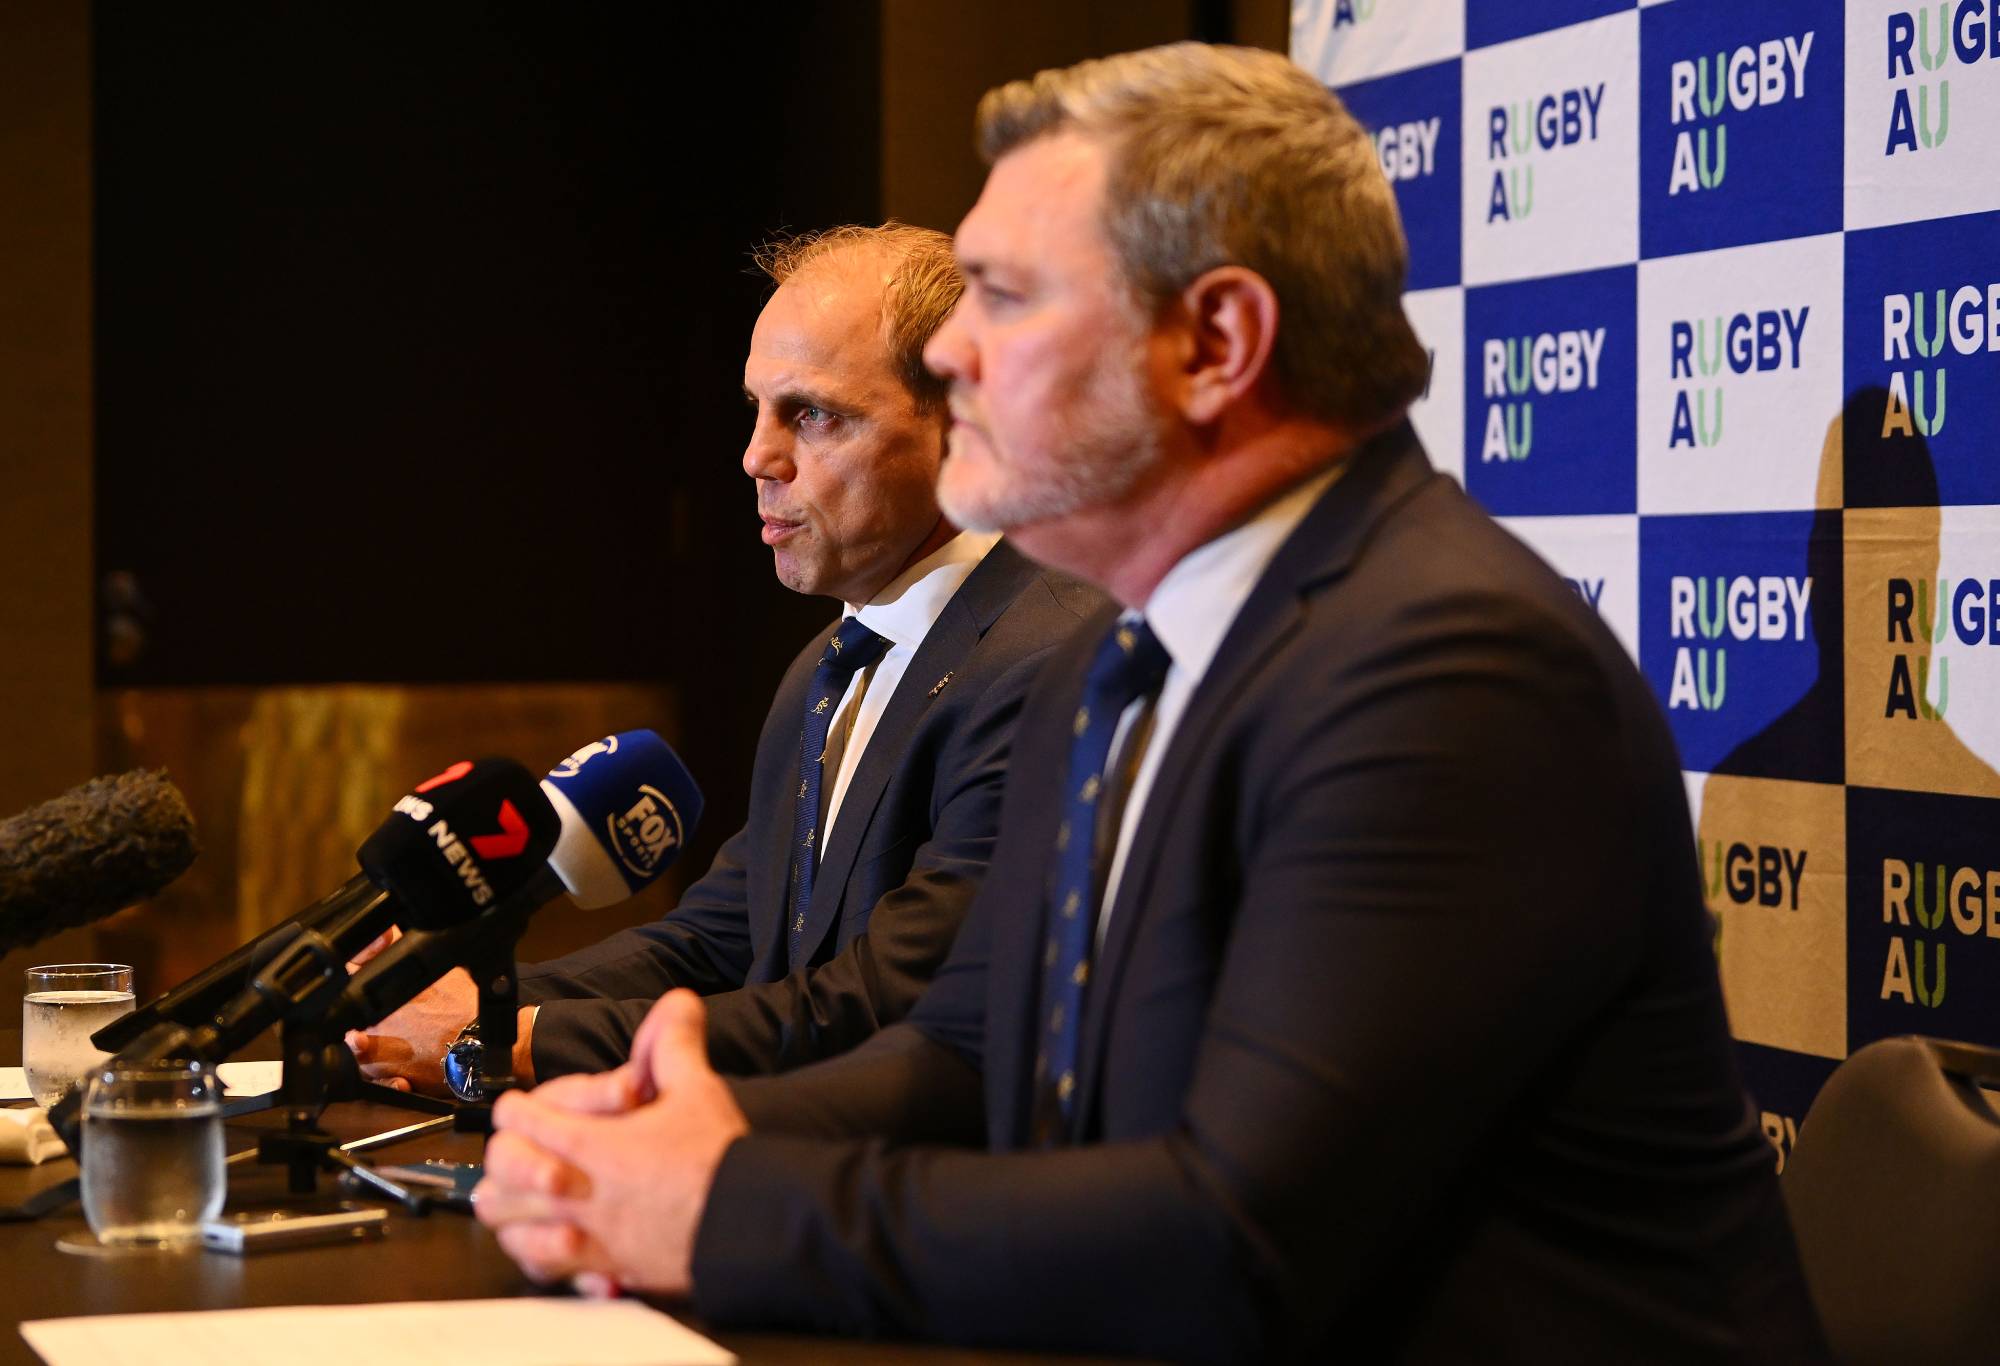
22 964 135 1109
79 1060 225 1247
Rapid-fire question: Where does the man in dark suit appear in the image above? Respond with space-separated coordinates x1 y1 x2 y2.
472 46 1831 1364
348 222 1098 1091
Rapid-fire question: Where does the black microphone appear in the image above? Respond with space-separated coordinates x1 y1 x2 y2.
0 770 197 958
169 759 561 1062
91 758 550 1055
93 872 383 1053
50 758 563 1151
321 731 702 1090
66 758 557 1082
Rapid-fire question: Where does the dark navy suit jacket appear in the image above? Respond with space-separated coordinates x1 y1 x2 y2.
520 542 1102 1078
689 424 1830 1364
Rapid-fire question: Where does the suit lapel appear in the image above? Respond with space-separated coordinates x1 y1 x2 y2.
1071 423 1439 1132
788 543 1041 968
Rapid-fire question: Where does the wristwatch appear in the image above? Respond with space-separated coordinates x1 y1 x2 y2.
442 1020 485 1102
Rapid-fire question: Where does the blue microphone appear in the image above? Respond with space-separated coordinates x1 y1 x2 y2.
539 730 705 910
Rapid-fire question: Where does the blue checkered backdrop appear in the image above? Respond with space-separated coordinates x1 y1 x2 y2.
1295 0 2000 1172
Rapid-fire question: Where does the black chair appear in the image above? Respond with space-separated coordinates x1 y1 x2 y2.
1782 1035 2000 1366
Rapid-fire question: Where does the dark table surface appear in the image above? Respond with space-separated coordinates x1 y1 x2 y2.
0 1049 1151 1366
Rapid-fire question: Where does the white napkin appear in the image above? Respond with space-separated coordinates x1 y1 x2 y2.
0 1107 69 1165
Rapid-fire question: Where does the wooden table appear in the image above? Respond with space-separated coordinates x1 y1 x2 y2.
0 1075 1147 1366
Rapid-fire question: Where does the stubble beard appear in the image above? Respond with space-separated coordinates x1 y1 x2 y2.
938 359 1164 537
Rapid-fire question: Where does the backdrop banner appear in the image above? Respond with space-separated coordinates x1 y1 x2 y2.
1296 0 2000 1160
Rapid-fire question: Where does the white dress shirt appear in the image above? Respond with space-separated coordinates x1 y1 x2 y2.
820 530 1003 846
1096 465 1343 943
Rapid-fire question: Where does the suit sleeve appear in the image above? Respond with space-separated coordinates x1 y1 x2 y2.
520 822 756 1079
690 596 1665 1363
693 646 1048 1075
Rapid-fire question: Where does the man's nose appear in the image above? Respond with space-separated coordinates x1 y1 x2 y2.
923 304 975 385
742 417 795 482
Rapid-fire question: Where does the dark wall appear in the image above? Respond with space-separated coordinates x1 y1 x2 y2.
93 3 881 868
93 4 877 688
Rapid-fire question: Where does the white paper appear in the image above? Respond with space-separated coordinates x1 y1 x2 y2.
2 1061 280 1103
215 1060 284 1096
21 1298 736 1366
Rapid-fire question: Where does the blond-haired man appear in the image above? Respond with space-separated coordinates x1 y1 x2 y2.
352 222 1098 1091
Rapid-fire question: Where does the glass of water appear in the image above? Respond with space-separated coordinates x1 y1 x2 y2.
80 1060 225 1247
22 964 135 1109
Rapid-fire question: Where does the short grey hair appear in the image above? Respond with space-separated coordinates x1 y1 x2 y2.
752 221 962 413
976 43 1429 430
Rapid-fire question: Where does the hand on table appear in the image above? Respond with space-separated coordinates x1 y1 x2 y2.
342 925 473 1096
474 989 748 1297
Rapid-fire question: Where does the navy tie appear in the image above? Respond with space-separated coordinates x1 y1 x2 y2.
786 616 891 970
1035 616 1171 1143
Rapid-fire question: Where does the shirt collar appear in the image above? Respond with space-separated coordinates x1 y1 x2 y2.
1139 463 1344 681
848 530 1003 650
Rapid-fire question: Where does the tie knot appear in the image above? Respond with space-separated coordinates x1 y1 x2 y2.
820 616 890 676
1082 617 1170 711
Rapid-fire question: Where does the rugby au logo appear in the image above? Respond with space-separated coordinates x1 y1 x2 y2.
1666 31 1815 194
1878 857 2000 1007
1484 82 1605 221
1879 281 2000 437
1479 327 1605 462
1884 576 2000 720
1666 307 1811 450
1666 574 1813 712
1885 2 1999 154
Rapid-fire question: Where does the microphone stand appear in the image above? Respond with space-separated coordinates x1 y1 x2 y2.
255 1026 457 1205
260 866 563 1200
45 869 560 1216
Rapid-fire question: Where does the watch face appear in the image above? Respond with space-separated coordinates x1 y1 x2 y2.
443 1036 486 1102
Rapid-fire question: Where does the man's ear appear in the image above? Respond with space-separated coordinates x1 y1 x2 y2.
1175 266 1281 426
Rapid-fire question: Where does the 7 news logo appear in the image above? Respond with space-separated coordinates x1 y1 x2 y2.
1884 2 1999 154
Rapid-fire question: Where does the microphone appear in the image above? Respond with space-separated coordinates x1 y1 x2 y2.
99 758 562 1070
321 731 701 1057
93 874 381 1053
539 729 704 910
0 770 197 958
95 757 560 1054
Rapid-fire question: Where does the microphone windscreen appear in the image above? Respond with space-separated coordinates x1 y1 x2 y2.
0 770 198 956
356 758 561 930
539 731 703 909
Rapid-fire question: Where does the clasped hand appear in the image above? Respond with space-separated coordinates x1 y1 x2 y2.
472 989 750 1297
